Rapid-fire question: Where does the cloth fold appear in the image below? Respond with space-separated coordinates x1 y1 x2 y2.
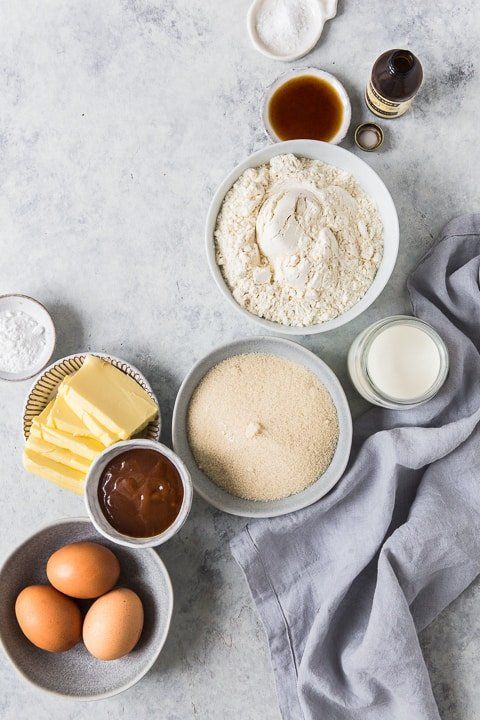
231 214 480 720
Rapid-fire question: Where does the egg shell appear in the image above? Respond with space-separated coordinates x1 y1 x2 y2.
15 585 82 653
83 588 144 661
46 541 120 599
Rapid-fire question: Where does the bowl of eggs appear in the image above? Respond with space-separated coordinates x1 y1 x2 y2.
0 518 173 699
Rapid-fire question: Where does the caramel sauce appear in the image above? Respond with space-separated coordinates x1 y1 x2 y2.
268 75 344 142
98 448 184 538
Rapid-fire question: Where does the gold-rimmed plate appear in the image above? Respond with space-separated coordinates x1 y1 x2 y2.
23 352 161 441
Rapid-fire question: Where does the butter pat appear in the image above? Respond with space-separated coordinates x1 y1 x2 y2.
23 356 157 495
59 355 158 440
69 405 121 446
49 395 97 438
31 417 104 461
50 392 119 446
23 448 85 495
27 431 92 473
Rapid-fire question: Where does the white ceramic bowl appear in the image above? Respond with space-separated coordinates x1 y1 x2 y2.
262 68 351 144
206 139 399 335
85 439 193 548
0 294 55 382
172 336 352 518
247 0 337 62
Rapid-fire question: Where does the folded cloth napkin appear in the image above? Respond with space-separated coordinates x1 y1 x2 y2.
231 214 480 720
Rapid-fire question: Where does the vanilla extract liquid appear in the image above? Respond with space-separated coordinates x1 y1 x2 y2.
268 75 344 141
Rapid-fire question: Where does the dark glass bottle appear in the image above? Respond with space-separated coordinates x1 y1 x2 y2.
365 49 423 119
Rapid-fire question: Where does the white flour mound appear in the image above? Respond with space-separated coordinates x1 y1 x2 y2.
214 154 384 327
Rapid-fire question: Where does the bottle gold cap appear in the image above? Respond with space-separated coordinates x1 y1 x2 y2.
354 123 384 152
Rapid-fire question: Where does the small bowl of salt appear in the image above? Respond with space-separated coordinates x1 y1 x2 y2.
247 0 337 62
0 294 56 382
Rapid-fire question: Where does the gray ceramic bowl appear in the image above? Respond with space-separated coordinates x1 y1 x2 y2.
172 336 352 518
0 518 173 700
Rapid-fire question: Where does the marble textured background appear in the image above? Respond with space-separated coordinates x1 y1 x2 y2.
0 1 478 718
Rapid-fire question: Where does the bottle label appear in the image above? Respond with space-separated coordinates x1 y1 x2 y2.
365 79 413 118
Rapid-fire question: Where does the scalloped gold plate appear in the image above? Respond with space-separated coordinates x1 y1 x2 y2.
23 353 161 442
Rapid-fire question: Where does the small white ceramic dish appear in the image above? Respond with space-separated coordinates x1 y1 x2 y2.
22 352 161 442
0 294 55 382
85 439 193 548
247 0 338 62
172 336 352 518
262 68 351 144
0 517 173 700
206 139 399 336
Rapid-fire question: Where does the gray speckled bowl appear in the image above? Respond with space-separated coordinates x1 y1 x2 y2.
0 518 173 700
172 336 352 518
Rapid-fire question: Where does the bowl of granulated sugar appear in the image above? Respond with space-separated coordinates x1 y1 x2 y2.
172 336 352 518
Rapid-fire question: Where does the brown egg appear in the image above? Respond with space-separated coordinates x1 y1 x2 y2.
83 588 144 660
46 541 120 599
15 585 82 653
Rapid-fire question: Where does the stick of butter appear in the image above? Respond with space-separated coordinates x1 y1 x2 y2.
48 395 97 438
31 417 105 461
49 391 119 446
58 355 158 441
22 448 85 495
26 432 92 473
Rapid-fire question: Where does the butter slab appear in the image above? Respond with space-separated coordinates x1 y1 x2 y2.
65 402 121 446
48 394 100 438
58 355 158 440
26 432 91 473
31 417 105 461
23 448 85 495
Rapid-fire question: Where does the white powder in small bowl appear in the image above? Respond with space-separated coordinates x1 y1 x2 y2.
255 0 319 57
0 310 45 373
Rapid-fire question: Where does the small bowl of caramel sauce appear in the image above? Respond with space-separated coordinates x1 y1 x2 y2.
85 440 193 548
262 68 351 145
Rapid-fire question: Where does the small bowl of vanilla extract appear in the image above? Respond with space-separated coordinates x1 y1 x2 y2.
262 68 351 145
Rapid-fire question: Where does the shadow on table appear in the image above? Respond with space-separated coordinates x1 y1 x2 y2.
48 301 86 359
148 492 245 679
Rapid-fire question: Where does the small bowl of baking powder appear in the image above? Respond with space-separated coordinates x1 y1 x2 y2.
0 294 56 382
247 0 337 62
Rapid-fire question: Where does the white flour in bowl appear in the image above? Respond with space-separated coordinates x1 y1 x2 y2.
214 154 383 327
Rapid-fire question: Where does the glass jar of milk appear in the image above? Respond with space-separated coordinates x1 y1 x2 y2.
348 316 449 409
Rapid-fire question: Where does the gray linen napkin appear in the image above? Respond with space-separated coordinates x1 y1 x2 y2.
231 213 480 720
